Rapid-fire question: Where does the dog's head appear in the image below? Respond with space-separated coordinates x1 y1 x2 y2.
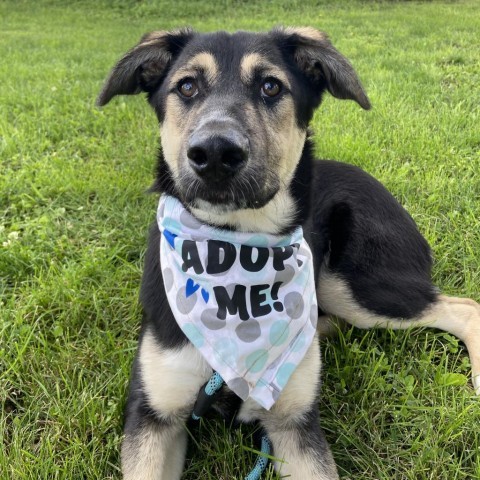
98 27 369 231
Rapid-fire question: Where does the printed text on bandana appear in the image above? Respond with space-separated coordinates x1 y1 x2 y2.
178 237 300 321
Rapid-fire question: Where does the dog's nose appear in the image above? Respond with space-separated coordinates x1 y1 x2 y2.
187 133 248 179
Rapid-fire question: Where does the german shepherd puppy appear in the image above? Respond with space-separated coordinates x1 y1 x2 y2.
97 27 480 479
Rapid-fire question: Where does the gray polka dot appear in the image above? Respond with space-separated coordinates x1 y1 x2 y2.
228 377 250 400
235 320 261 343
284 291 304 319
310 303 318 327
274 265 295 286
180 210 202 229
162 268 174 293
200 308 226 330
176 286 197 314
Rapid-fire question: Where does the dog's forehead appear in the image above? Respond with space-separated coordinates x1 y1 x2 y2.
177 31 284 75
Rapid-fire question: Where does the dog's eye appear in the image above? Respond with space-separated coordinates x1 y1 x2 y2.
261 78 281 98
178 78 198 98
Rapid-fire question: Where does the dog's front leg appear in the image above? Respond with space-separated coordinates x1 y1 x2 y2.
242 335 339 480
122 413 187 480
264 409 339 480
122 328 212 479
264 336 338 479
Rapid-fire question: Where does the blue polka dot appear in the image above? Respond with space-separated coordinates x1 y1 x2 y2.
182 323 204 348
269 320 290 346
275 362 296 389
245 235 270 248
245 349 269 373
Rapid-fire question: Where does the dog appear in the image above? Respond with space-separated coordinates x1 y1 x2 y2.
97 27 480 479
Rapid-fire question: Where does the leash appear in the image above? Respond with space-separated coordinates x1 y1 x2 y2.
191 371 272 480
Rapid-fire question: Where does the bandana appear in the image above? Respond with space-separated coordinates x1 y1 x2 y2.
158 195 318 410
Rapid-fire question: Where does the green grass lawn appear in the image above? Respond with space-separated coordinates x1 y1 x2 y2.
1 1 479 478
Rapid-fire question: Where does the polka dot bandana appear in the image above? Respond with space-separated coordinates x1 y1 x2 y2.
158 195 318 410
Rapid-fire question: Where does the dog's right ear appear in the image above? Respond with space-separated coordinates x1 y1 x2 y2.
96 28 194 106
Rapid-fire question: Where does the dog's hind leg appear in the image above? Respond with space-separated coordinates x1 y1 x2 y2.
318 272 480 395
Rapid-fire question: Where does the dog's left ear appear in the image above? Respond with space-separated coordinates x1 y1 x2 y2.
273 26 371 110
96 28 194 106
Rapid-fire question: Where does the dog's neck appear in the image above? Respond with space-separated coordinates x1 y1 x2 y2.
190 187 297 234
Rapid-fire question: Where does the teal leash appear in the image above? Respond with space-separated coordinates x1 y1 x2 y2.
191 371 272 480
191 371 224 420
244 435 272 480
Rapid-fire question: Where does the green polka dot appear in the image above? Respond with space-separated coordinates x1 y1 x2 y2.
275 362 296 389
269 320 290 346
182 323 204 348
245 349 269 373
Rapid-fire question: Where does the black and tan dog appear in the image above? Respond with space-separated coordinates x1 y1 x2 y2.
97 27 480 479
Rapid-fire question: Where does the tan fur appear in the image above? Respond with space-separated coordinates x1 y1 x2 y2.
139 328 212 417
138 30 169 47
98 27 478 480
317 268 480 394
282 26 327 42
261 95 307 185
169 52 219 86
191 187 297 234
159 96 187 177
240 53 291 87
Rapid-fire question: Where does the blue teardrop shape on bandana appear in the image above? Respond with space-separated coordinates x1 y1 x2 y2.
163 230 177 248
201 288 209 303
186 278 200 297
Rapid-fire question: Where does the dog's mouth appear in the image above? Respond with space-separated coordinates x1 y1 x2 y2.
179 171 277 212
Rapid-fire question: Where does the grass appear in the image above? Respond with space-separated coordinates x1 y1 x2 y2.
1 0 479 478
